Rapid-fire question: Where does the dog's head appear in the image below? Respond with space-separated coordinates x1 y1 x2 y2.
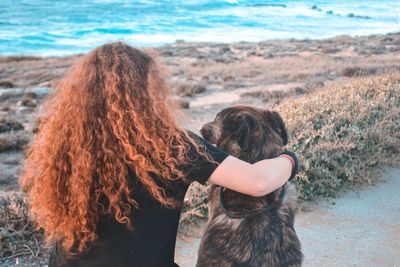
201 106 290 216
200 106 288 163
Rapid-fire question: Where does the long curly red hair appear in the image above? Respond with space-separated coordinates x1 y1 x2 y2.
20 42 208 253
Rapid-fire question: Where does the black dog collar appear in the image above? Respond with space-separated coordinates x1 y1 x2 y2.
280 150 299 180
218 186 286 219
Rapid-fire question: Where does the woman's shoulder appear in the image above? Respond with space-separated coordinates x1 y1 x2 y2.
179 128 230 185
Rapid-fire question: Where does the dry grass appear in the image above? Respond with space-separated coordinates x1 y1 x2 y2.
275 73 400 199
179 183 209 228
0 192 46 264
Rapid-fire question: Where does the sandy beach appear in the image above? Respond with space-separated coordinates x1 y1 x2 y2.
1 32 400 266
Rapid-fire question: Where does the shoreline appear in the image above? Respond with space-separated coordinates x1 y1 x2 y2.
1 31 400 59
1 31 400 88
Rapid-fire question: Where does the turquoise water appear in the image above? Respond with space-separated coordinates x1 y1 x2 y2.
1 0 399 56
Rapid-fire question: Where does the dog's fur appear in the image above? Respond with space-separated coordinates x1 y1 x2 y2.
197 106 302 267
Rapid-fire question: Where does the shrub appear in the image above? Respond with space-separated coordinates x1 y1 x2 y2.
0 192 46 261
275 73 399 200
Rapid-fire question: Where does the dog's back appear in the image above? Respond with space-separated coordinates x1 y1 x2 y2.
197 106 302 267
197 183 301 267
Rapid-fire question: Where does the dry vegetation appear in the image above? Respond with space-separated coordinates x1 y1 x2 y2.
276 73 400 199
0 192 47 265
180 73 400 224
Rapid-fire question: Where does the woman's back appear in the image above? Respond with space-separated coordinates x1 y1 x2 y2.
48 132 229 267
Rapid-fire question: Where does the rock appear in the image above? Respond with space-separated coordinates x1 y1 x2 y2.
16 106 34 115
242 70 263 78
263 52 274 59
293 87 308 95
347 13 371 19
214 57 226 63
0 132 30 152
24 92 37 99
341 67 375 77
203 74 224 83
170 98 189 109
219 46 231 54
311 5 322 11
328 71 338 78
26 87 51 98
177 99 190 109
247 51 263 57
0 88 25 101
326 10 334 15
160 50 174 57
18 98 37 108
0 81 14 89
381 37 394 42
38 81 52 87
0 87 50 101
177 84 206 97
0 106 10 112
0 119 24 133
223 75 235 82
320 47 340 54
0 55 40 63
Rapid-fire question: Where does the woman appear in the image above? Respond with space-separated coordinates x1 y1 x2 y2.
21 43 297 267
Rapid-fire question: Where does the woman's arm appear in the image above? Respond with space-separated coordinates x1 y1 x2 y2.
208 155 293 197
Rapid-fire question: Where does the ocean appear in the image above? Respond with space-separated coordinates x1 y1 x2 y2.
1 0 399 56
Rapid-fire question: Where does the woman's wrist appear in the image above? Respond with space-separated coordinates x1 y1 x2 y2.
278 150 299 180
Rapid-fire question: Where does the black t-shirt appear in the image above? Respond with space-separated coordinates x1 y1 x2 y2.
48 132 229 267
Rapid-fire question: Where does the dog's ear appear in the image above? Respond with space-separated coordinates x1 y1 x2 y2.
263 111 288 145
200 121 216 143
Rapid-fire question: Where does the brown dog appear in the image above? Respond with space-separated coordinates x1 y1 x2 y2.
197 105 302 267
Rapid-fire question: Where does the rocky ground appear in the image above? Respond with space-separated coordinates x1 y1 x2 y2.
1 32 400 266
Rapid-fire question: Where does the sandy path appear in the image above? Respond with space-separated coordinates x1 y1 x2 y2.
175 168 400 267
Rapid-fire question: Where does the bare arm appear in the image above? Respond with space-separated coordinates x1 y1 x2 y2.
208 155 293 197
